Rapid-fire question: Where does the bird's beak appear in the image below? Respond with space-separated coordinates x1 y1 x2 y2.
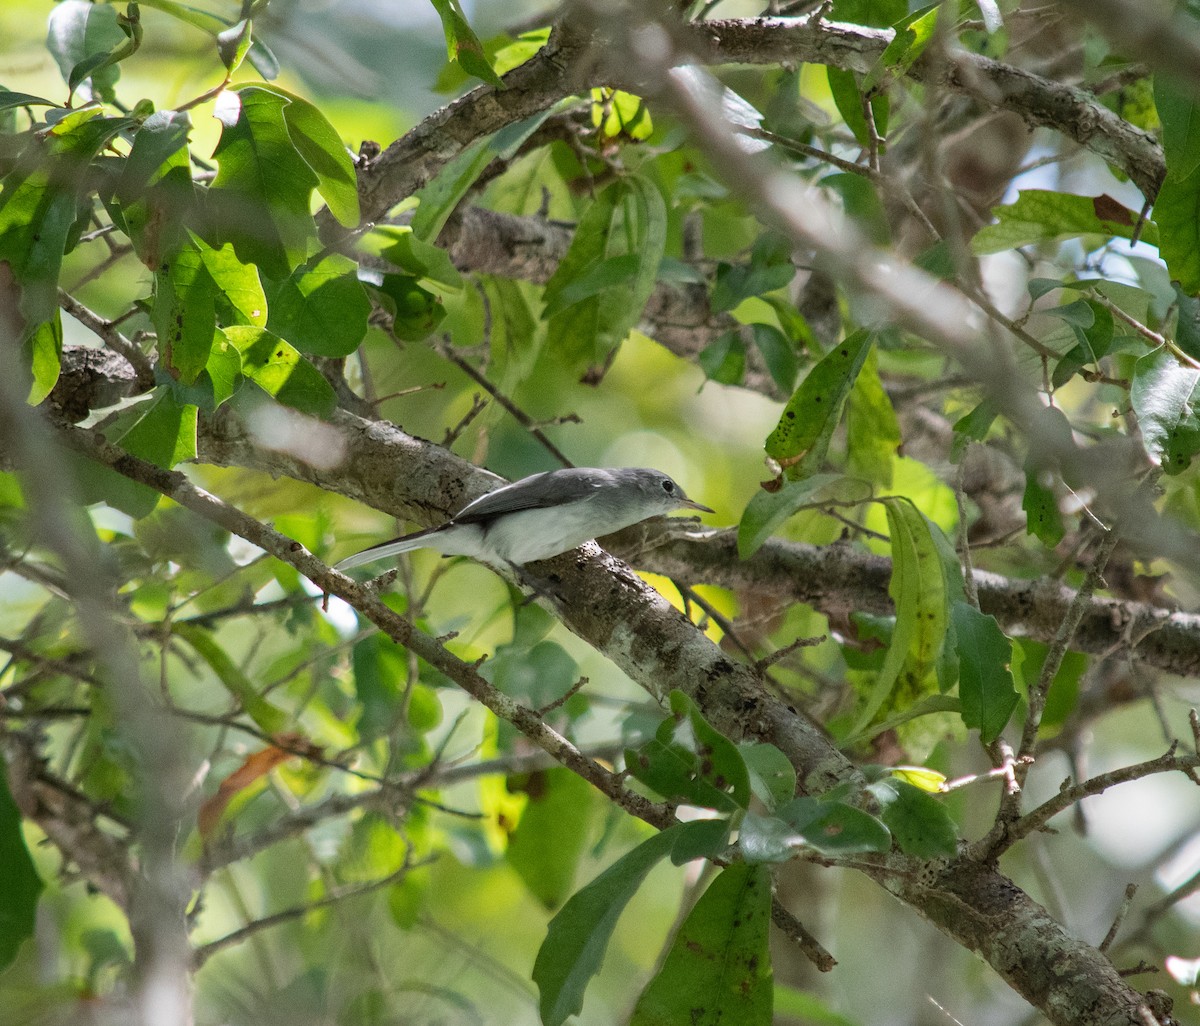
680 498 715 514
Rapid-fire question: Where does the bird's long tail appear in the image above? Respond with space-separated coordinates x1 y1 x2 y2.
334 526 443 571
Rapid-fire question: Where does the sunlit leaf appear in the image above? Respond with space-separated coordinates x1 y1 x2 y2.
848 497 952 737
223 325 337 417
766 330 873 480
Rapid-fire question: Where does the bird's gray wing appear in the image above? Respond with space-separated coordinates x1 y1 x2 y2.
452 469 607 523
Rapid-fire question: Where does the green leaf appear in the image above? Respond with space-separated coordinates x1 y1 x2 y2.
152 239 218 383
775 797 892 855
1022 462 1065 545
121 389 198 468
952 602 1017 743
826 66 888 149
736 810 804 864
428 0 505 89
541 253 642 318
365 273 445 341
0 759 44 972
866 778 957 858
831 0 906 27
775 986 862 1026
492 28 551 76
507 768 595 910
375 226 463 289
847 345 899 485
1051 301 1114 388
46 0 128 103
737 473 844 558
152 233 264 383
1174 285 1200 361
408 109 553 242
1048 298 1094 330
116 109 195 268
626 691 751 812
821 173 890 245
24 318 63 406
972 190 1158 255
209 86 319 278
535 822 701 1026
0 108 126 351
1155 74 1200 182
590 88 653 141
1154 170 1200 294
483 276 540 389
849 497 951 737
765 330 873 479
749 323 798 393
711 233 795 312
264 254 370 357
629 864 772 1026
195 331 242 410
865 5 939 90
0 89 58 111
223 326 337 417
950 400 997 462
1131 347 1200 474
351 632 403 741
253 83 360 228
174 623 290 735
698 329 746 386
542 176 667 365
215 18 253 74
739 742 797 812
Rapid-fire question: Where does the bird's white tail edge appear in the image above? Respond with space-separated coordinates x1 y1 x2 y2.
334 533 431 571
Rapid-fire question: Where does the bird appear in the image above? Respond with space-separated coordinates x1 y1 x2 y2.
335 467 713 571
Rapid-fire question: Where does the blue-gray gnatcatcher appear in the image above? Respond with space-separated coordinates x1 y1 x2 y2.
335 467 713 571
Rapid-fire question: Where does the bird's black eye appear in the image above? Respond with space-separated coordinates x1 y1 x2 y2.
661 479 675 494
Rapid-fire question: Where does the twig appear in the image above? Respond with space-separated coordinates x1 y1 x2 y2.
770 897 837 972
755 633 826 673
942 751 1032 793
1100 883 1137 953
536 675 590 716
955 459 979 610
973 528 1122 857
997 745 1200 852
442 391 489 447
436 339 576 468
191 860 429 968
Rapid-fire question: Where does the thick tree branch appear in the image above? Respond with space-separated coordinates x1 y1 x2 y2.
21 355 1200 679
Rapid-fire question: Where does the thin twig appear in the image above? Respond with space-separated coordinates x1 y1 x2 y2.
436 339 576 468
1099 883 1138 953
191 860 429 968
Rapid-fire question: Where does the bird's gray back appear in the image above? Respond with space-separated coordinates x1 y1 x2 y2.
453 468 616 523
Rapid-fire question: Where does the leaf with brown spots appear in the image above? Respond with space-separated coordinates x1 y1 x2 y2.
629 863 773 1026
